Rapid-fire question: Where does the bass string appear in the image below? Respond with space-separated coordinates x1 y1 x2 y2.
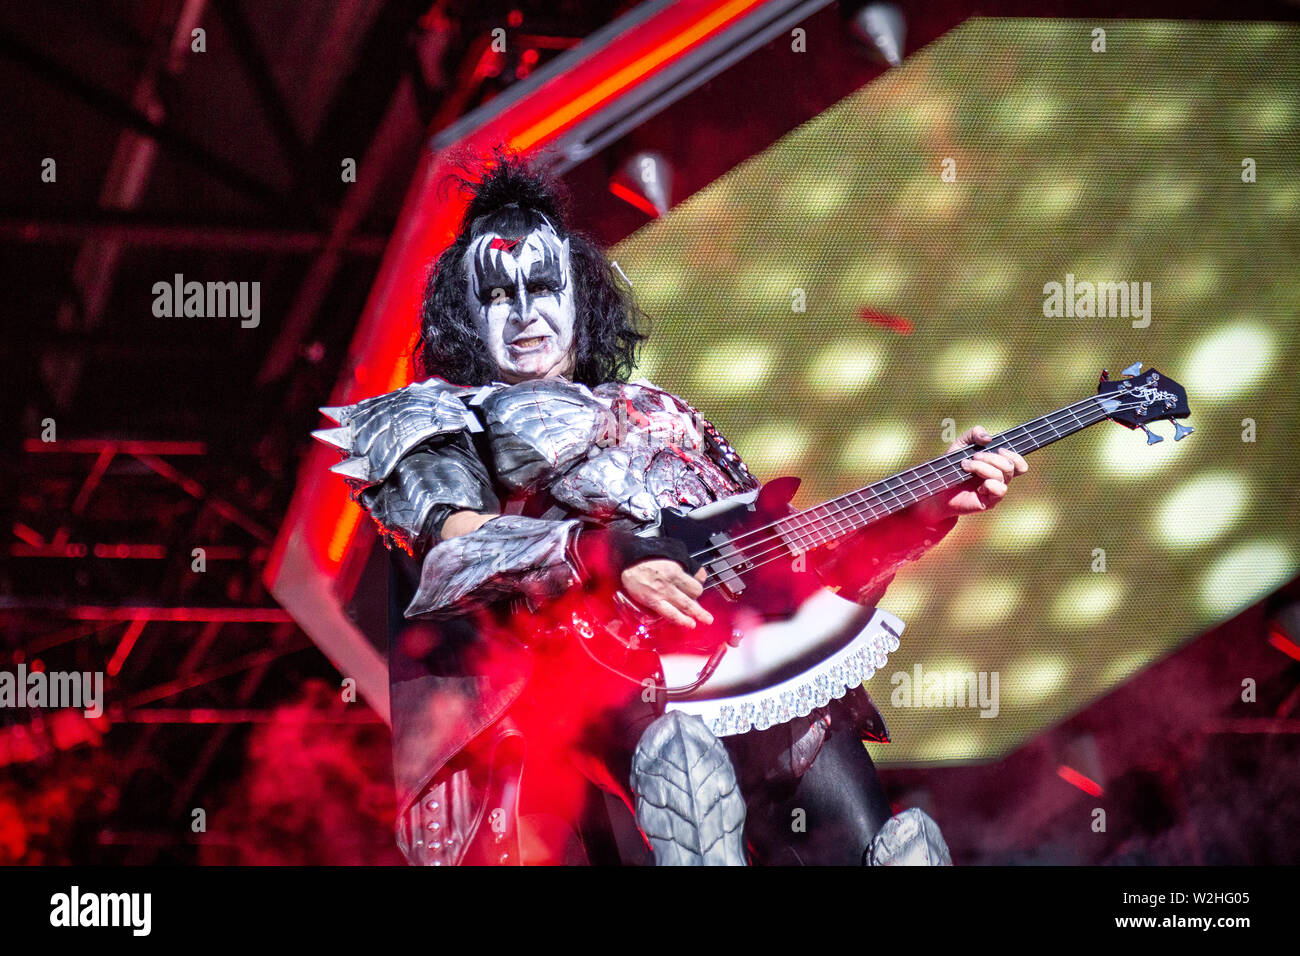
699 396 1126 586
696 397 1146 593
698 426 1077 590
698 394 1154 592
776 399 1108 551
690 393 1114 571
686 391 1113 565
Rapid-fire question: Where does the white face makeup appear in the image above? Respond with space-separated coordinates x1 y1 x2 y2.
464 220 576 384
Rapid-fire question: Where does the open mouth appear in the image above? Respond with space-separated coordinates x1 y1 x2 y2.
510 335 548 350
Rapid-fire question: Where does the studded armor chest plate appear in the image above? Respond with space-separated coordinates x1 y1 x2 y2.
478 379 757 528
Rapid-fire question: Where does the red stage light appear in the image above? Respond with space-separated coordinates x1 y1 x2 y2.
1268 625 1300 662
1057 764 1105 797
609 180 662 218
106 618 147 677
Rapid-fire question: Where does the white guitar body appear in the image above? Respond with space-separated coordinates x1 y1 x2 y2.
660 591 903 739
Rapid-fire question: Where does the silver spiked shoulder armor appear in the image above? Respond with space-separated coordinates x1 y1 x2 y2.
477 378 615 494
313 377 484 489
314 378 499 555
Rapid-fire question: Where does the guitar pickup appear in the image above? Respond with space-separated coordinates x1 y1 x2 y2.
707 531 747 600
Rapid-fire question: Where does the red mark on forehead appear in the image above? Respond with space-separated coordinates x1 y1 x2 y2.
489 236 524 253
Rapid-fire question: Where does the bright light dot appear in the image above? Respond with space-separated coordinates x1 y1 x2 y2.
931 341 1005 394
838 259 905 299
878 576 924 617
960 258 1022 297
1267 183 1300 216
1181 322 1276 401
916 727 986 761
944 578 1024 628
1125 99 1188 131
756 270 804 301
1050 576 1125 627
738 424 808 473
924 655 987 676
1100 649 1156 687
903 97 956 130
1166 258 1219 299
1237 95 1296 132
1154 471 1248 548
838 423 915 471
919 183 966 217
1001 653 1071 704
1018 178 1083 218
993 93 1062 131
799 178 849 215
1199 540 1295 618
694 341 772 394
1130 173 1198 212
633 270 684 307
807 344 882 395
1095 421 1192 477
983 500 1059 549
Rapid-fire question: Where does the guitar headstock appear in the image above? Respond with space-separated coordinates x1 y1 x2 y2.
1096 361 1193 444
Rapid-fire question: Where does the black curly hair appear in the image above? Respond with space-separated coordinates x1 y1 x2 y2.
414 149 647 388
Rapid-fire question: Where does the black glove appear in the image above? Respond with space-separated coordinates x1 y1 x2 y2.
570 524 701 590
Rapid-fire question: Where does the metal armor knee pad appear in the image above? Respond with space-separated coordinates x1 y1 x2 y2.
865 807 953 865
630 711 748 866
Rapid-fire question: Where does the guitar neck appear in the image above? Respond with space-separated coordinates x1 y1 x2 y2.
778 393 1116 552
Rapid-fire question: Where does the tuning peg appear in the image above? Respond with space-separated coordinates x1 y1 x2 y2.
1121 362 1143 377
1172 419 1194 441
1098 369 1110 385
1139 424 1163 445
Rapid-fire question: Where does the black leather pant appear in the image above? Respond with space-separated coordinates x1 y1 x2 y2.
724 695 894 866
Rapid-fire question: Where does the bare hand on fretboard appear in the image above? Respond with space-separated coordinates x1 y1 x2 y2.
912 426 1029 525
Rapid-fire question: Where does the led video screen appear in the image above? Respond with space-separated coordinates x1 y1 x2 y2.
611 18 1300 764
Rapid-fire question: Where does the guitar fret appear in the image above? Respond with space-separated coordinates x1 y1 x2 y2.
774 395 1118 551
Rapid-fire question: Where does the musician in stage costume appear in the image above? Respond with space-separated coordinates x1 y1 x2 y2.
315 152 1028 865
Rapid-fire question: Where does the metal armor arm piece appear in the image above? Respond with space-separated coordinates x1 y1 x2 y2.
810 508 958 607
357 438 499 556
405 514 583 619
315 379 600 619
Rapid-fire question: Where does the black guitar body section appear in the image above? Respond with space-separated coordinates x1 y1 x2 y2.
651 476 827 654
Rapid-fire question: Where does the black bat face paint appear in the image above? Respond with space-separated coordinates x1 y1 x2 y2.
464 219 575 384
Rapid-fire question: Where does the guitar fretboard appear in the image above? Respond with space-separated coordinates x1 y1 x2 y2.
776 394 1115 554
